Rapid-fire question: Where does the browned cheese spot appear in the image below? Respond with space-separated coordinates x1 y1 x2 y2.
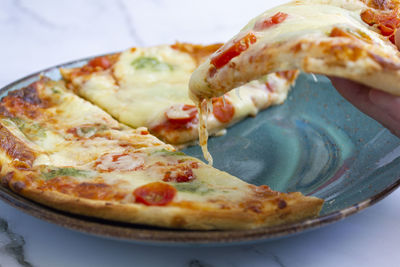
11 181 26 193
0 172 14 187
241 200 264 213
277 199 287 209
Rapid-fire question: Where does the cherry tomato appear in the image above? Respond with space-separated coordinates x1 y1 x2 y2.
360 9 376 25
165 104 198 124
88 56 112 69
254 12 288 31
133 182 176 206
212 97 235 123
361 9 400 45
210 32 257 69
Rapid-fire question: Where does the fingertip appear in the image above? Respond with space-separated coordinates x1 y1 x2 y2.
369 89 400 110
329 77 369 103
395 29 400 50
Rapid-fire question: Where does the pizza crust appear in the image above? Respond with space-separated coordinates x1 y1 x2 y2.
189 0 400 101
190 36 400 100
0 79 323 230
14 176 323 230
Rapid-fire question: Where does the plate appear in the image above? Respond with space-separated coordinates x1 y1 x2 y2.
1 57 400 245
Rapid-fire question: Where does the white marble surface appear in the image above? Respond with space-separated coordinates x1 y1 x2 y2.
0 0 400 266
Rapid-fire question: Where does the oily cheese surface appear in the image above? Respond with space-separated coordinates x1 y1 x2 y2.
0 78 323 230
61 43 298 145
189 0 400 101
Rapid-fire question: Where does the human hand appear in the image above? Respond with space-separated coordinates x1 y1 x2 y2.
329 77 400 137
329 30 400 137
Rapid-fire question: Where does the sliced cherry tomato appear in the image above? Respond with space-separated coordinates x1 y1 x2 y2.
329 27 373 44
212 97 235 123
133 182 176 206
151 105 198 134
88 56 112 69
163 167 195 183
210 32 257 69
360 9 377 25
360 9 400 45
379 24 395 36
165 104 198 124
95 153 144 172
254 12 288 31
329 27 354 38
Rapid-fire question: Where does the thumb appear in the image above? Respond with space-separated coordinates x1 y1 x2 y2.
396 28 400 50
369 89 400 121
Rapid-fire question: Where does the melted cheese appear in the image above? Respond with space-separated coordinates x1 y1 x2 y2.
190 0 400 159
0 80 264 204
197 73 293 163
198 99 213 165
66 44 295 147
240 1 397 55
80 46 196 128
190 0 399 101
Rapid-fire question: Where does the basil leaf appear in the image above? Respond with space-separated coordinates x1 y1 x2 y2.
9 117 47 139
131 57 173 71
42 167 89 180
154 149 185 156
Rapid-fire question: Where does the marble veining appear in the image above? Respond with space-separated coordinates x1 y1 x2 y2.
115 0 145 46
0 218 32 267
250 246 286 267
13 0 60 30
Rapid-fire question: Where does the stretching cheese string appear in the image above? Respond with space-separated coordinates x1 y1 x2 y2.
198 99 213 165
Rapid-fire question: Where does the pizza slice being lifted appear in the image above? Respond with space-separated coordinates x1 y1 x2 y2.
60 43 298 150
190 0 400 99
189 0 400 158
0 78 322 230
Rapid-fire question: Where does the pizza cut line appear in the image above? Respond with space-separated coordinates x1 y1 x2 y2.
0 78 323 230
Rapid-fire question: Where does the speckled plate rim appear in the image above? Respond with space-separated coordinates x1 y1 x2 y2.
1 56 400 246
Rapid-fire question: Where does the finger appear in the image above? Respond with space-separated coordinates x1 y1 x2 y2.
368 89 400 136
329 77 373 112
329 77 400 137
395 28 400 50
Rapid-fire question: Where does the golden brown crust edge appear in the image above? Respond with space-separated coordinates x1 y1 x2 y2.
19 185 323 230
1 165 323 230
190 37 400 101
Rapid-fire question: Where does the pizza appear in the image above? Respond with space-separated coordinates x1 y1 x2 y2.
60 43 298 153
189 0 400 159
0 78 323 230
189 0 400 101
